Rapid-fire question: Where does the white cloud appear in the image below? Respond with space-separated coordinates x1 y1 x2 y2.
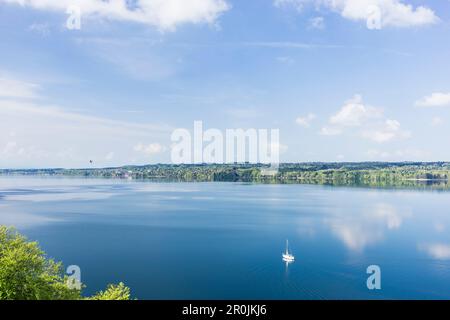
321 95 410 143
273 0 438 28
309 16 325 29
2 0 231 31
296 113 316 127
416 92 450 107
330 0 438 28
329 95 382 127
362 119 410 143
0 77 39 99
320 94 381 136
134 142 166 155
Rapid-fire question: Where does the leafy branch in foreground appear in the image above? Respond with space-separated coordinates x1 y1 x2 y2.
0 226 131 300
87 282 131 300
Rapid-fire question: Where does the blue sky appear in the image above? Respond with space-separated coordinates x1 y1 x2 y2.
1 0 450 168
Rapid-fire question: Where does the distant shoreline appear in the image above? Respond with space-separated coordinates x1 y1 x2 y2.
1 162 450 189
1 161 450 171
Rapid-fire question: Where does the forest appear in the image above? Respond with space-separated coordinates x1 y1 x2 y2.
2 162 450 188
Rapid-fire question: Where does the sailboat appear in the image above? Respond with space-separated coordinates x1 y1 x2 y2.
282 239 295 262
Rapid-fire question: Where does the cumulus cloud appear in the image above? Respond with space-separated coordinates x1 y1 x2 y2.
1 0 231 31
320 94 381 136
416 92 450 107
329 94 382 127
362 119 411 143
296 113 316 127
330 0 438 28
273 0 438 28
321 95 410 143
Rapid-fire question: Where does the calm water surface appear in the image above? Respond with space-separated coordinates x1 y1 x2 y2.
1 176 450 299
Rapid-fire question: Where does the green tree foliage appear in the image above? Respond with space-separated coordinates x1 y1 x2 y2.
0 226 80 300
87 282 131 300
0 226 132 300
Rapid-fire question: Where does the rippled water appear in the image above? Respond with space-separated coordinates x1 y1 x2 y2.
1 176 450 299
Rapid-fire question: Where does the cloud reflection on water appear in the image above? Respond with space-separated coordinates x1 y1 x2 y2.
419 243 450 260
0 204 59 229
326 203 411 252
3 192 116 202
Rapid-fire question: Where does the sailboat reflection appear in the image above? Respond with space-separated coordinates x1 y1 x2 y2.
284 258 294 269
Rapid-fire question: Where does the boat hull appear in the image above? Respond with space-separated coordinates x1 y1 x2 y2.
282 254 295 262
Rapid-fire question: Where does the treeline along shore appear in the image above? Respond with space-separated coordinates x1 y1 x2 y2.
2 162 450 189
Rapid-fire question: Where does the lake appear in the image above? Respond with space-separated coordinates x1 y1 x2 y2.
1 176 449 299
